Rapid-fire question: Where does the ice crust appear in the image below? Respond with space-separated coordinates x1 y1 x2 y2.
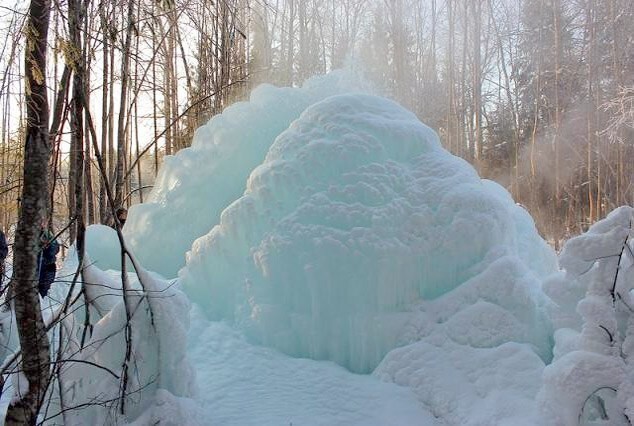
176 92 557 373
373 253 554 424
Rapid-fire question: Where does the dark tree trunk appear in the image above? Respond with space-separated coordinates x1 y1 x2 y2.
114 0 134 209
99 5 109 223
68 0 86 240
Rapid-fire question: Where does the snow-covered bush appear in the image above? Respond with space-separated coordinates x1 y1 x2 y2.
5 225 199 425
539 206 634 425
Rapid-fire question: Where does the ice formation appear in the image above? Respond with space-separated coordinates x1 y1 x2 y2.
374 254 556 424
124 71 368 278
84 223 124 270
177 92 557 375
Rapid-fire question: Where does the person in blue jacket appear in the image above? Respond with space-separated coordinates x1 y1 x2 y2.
0 229 7 285
37 222 59 297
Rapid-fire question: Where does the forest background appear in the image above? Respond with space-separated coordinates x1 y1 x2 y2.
1 0 633 251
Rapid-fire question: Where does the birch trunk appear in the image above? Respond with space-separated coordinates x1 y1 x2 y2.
5 0 52 422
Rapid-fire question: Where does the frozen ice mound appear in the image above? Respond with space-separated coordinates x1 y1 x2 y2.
179 93 558 373
123 71 368 278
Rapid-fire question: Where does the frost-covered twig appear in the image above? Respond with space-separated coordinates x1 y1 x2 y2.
579 387 618 424
601 87 634 145
599 325 614 344
38 378 156 424
610 220 632 303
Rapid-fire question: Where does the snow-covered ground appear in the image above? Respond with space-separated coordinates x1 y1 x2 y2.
0 71 632 425
188 306 440 426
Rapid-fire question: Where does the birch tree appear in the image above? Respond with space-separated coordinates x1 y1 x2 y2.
4 0 52 421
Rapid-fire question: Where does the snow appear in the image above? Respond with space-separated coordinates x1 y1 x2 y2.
539 351 626 425
375 341 545 425
187 305 440 426
3 72 633 425
372 253 553 425
1 229 200 425
539 206 634 425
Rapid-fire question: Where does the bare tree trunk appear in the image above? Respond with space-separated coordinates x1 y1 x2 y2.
85 126 95 223
460 1 469 160
99 5 110 223
287 0 295 85
108 32 115 193
473 0 483 167
161 10 173 156
4 0 52 422
114 0 135 208
552 0 562 248
389 0 406 103
163 57 172 156
133 30 143 203
48 65 70 223
488 0 520 198
609 0 623 206
585 0 596 224
446 0 456 153
68 0 86 242
531 0 545 179
70 0 87 284
83 4 95 225
152 3 159 177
